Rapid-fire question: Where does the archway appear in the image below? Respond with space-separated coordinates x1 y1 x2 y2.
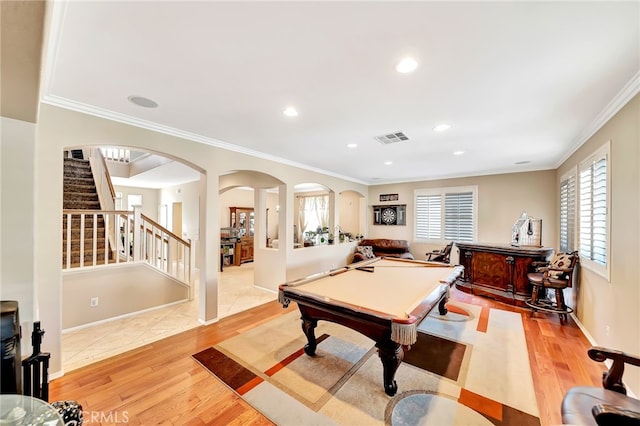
219 170 286 316
60 145 205 371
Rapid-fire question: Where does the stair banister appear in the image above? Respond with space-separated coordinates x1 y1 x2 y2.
133 206 142 262
88 148 118 256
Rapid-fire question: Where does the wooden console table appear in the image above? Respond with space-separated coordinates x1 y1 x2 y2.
454 242 554 306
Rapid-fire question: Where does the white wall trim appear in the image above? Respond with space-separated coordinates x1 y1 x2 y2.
61 299 188 333
41 95 369 187
555 71 640 168
569 312 637 399
570 312 597 346
198 317 219 326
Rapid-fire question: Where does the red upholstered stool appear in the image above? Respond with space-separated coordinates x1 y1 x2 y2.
525 251 578 322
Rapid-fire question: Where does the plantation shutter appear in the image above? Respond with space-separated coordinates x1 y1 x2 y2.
415 194 442 240
444 192 474 242
559 174 576 252
579 156 607 265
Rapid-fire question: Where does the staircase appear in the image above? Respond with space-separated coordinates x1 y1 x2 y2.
62 157 110 267
60 150 191 287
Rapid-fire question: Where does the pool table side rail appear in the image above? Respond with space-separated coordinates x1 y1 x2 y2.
278 265 464 346
279 258 381 293
405 265 464 324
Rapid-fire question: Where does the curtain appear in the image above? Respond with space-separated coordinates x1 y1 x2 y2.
299 195 329 239
298 197 308 242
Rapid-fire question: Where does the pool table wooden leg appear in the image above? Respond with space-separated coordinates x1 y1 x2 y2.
301 317 318 356
377 342 403 396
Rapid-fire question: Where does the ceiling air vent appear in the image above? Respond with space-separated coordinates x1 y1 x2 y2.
374 131 410 145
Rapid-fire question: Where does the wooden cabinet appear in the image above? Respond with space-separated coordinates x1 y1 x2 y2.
230 207 254 264
239 239 253 263
454 242 553 306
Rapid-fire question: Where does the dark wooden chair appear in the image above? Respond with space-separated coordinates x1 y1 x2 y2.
525 250 578 321
562 346 640 425
425 241 453 264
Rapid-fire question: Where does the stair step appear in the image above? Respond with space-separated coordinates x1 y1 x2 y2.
64 176 95 184
63 183 97 192
62 228 106 238
62 241 105 255
64 192 100 201
63 253 108 265
63 172 94 180
63 200 101 209
63 158 90 167
62 216 104 223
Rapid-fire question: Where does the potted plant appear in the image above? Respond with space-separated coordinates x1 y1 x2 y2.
304 231 316 246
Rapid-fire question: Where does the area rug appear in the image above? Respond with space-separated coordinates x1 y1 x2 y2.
193 302 540 425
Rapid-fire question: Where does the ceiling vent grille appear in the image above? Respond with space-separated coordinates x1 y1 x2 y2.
374 131 410 145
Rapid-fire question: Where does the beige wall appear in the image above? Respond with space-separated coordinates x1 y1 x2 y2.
557 94 640 395
339 190 362 237
62 264 189 329
0 117 37 349
366 170 557 262
159 180 202 266
113 185 160 220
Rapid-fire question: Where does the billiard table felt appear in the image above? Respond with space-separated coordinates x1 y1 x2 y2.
285 258 455 319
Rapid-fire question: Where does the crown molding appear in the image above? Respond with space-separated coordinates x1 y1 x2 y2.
554 71 640 168
40 95 369 187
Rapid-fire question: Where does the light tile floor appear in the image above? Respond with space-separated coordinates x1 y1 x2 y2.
61 263 276 372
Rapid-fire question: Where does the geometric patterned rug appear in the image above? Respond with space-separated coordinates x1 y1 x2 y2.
193 302 540 425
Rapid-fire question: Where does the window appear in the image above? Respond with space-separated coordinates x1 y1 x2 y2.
298 195 329 236
127 194 142 211
578 142 610 280
415 186 477 243
559 169 576 253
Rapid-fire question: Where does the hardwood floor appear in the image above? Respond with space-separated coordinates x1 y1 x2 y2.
49 288 606 425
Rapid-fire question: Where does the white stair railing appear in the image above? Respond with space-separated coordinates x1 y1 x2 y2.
62 207 192 293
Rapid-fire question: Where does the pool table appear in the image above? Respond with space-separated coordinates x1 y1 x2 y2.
278 257 463 396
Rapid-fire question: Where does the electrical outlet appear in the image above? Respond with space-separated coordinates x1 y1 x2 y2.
90 297 99 307
605 325 610 336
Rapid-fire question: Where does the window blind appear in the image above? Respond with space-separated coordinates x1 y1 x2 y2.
559 174 576 252
444 191 474 242
579 156 607 265
415 194 442 239
415 187 476 242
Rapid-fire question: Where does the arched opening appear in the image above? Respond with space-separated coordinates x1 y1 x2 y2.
219 171 286 317
60 146 204 372
294 183 334 248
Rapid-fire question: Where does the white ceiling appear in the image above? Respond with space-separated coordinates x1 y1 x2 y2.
43 1 639 185
110 160 201 189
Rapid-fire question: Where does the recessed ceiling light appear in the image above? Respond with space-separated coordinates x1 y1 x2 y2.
346 143 358 149
128 95 158 108
283 107 298 117
384 161 393 166
433 124 451 132
396 57 418 73
453 151 465 156
515 160 531 165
